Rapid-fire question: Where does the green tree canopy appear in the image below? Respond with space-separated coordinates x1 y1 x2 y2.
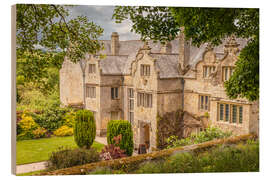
113 7 259 101
16 4 104 90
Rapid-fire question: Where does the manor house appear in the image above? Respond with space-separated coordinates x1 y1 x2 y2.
60 32 259 151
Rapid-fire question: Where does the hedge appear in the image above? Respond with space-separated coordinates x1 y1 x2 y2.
74 110 96 149
40 133 257 175
107 120 133 156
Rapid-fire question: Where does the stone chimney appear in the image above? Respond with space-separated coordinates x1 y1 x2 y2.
111 32 120 55
179 27 190 70
160 41 172 54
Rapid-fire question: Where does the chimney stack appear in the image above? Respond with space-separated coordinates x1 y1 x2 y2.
160 41 172 54
111 32 120 55
179 27 190 70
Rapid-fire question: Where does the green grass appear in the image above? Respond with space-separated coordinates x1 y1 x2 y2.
16 136 104 165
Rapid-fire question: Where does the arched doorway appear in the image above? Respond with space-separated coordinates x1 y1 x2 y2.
139 122 150 151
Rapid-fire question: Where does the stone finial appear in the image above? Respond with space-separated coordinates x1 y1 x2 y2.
205 43 214 52
160 41 172 54
141 41 151 54
224 35 240 54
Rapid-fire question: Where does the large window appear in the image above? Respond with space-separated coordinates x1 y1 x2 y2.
128 88 134 124
86 86 96 98
89 64 96 74
141 64 150 76
137 92 152 108
203 66 216 78
218 103 243 124
111 87 119 99
222 66 234 81
199 95 210 111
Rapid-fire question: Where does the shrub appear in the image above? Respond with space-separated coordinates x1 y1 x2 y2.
107 120 134 156
53 125 73 137
47 147 100 170
166 126 232 148
17 113 39 140
32 127 47 139
100 135 127 160
32 107 69 133
63 111 76 128
74 110 96 149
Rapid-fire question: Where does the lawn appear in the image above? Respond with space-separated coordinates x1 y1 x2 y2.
16 136 104 165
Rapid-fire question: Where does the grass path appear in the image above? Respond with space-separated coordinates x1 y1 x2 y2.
16 136 104 165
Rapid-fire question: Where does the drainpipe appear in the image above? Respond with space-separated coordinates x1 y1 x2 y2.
181 78 185 111
79 59 87 109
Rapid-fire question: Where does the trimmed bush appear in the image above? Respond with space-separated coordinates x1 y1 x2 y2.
107 120 133 156
53 125 73 137
47 147 100 170
74 110 96 149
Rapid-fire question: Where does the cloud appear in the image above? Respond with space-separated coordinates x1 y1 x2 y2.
67 5 140 40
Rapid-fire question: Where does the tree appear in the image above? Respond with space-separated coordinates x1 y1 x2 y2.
16 4 104 104
113 7 259 101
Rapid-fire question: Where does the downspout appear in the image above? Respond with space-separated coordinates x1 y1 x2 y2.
79 59 87 109
181 78 185 111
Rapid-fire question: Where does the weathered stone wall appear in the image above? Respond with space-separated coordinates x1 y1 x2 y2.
183 46 257 135
60 58 83 106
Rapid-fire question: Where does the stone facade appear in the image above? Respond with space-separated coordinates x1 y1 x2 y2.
60 32 259 151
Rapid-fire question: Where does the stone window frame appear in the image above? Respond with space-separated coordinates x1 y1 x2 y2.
217 102 243 124
86 85 96 98
203 65 216 78
222 66 235 82
137 92 152 108
198 94 210 111
140 64 150 76
111 87 119 100
88 64 96 74
128 88 134 124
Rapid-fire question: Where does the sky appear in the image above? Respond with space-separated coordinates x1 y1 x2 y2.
67 5 140 41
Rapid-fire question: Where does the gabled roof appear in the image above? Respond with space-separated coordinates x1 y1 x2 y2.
97 38 248 78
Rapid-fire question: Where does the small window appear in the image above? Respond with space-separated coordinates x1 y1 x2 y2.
86 86 96 98
203 66 216 78
199 95 210 111
232 105 237 123
141 64 150 76
137 92 152 108
222 66 234 82
128 112 134 124
128 88 134 98
225 104 230 122
111 87 119 99
89 64 96 73
239 106 243 124
219 104 224 121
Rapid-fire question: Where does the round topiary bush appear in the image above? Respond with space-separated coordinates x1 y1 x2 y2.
107 120 134 156
74 110 96 149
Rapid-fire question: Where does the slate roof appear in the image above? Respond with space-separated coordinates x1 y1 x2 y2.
97 38 247 78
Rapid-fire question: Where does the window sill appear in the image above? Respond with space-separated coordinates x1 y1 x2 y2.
216 121 243 127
